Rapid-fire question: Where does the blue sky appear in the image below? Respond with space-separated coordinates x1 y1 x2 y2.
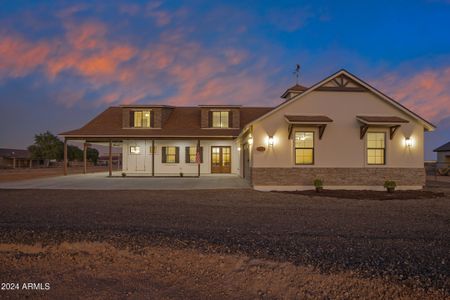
0 0 449 158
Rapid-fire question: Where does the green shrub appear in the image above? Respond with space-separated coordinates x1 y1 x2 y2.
313 179 323 188
384 180 396 189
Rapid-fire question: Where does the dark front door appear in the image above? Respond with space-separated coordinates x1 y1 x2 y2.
211 146 231 173
243 143 250 181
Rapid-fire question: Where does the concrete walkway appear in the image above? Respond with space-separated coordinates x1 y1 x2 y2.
0 172 250 190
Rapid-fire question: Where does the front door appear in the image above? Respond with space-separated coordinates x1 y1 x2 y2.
211 146 231 173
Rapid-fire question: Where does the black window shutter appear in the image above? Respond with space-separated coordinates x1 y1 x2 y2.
129 111 134 127
175 147 180 163
150 110 154 128
208 111 213 127
162 147 167 163
228 111 233 128
185 146 190 163
200 146 204 163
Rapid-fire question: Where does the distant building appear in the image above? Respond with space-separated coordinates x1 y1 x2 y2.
434 141 450 170
0 148 32 168
97 153 122 167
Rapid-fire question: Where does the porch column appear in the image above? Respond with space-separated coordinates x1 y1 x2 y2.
63 138 68 175
29 159 32 169
12 157 16 169
108 140 112 177
83 143 87 174
197 138 201 177
152 139 155 176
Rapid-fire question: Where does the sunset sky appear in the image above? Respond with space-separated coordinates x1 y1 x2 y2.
0 0 449 159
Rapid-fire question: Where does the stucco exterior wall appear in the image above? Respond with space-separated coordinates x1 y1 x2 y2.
122 139 240 176
436 151 450 168
251 90 425 169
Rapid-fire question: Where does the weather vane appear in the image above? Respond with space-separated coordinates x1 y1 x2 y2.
293 64 301 84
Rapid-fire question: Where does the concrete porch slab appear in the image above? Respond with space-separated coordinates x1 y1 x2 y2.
0 172 250 190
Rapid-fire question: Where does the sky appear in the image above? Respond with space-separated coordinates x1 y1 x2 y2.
0 0 449 159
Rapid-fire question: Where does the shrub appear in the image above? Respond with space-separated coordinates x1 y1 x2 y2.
384 180 397 189
313 179 323 188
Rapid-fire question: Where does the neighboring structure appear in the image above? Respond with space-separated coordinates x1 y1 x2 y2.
60 69 435 190
0 148 33 169
433 141 450 171
98 153 122 168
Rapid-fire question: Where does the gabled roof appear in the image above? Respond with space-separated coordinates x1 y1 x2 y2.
247 69 436 131
434 141 450 152
60 106 273 138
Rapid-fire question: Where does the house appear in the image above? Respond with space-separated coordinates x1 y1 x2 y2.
0 148 32 169
433 141 450 173
60 69 435 190
97 153 122 167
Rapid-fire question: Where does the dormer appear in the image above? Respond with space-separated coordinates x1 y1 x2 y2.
199 105 241 129
281 84 308 100
121 105 174 129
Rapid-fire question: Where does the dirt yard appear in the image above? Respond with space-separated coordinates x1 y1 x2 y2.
0 166 110 182
0 189 449 299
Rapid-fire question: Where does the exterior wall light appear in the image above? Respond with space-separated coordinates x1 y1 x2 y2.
268 136 274 146
405 137 412 148
237 146 241 151
248 137 253 145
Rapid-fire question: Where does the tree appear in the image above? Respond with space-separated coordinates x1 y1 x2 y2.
28 131 64 160
67 145 83 161
87 147 99 165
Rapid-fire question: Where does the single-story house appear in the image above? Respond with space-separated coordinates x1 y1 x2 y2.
433 141 450 172
0 148 33 169
60 69 435 190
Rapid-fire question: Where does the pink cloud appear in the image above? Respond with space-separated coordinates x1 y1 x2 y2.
373 67 450 123
0 34 50 78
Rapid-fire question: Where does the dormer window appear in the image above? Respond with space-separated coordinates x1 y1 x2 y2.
211 111 229 128
133 110 151 128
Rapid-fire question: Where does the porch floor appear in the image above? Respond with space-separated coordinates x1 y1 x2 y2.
0 172 250 190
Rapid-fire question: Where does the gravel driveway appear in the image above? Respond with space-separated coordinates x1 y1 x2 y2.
0 188 448 297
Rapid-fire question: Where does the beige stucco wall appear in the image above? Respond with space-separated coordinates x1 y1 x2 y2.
251 90 425 169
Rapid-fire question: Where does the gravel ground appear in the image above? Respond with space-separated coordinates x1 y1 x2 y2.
0 188 449 298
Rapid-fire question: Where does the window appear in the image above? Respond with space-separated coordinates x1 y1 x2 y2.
367 132 385 165
162 146 179 163
211 111 229 128
133 110 151 128
186 146 203 163
295 132 314 164
130 146 140 154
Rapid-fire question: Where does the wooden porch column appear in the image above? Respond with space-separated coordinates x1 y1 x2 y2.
152 139 155 177
63 138 68 175
12 157 16 169
108 140 112 177
29 159 32 169
197 138 201 177
83 143 87 174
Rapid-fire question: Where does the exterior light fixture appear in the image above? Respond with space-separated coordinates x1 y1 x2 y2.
248 137 253 145
268 136 274 146
405 137 412 147
237 146 241 151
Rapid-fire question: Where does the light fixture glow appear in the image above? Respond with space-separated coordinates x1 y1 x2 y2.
405 137 412 147
268 136 274 146
237 147 241 151
248 138 253 145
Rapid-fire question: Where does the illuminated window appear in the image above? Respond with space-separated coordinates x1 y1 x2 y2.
133 110 151 128
211 111 229 128
186 146 203 163
163 146 178 163
295 132 314 164
367 132 385 165
130 146 140 154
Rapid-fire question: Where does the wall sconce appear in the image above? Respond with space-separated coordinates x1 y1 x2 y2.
405 137 412 148
268 136 274 147
237 146 241 151
248 138 253 145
